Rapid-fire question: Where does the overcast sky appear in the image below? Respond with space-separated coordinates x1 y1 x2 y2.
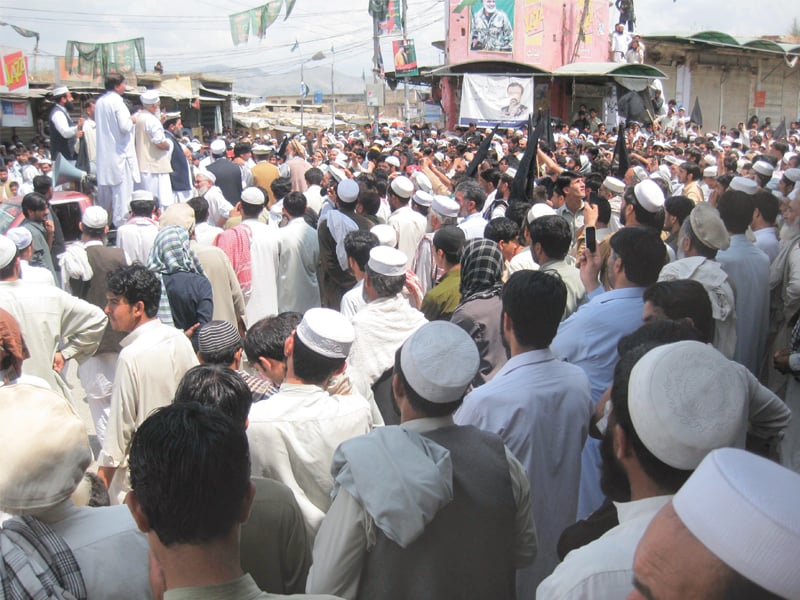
1 0 797 88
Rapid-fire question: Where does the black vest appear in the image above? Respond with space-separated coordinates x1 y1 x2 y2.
356 425 518 600
49 104 77 161
166 130 191 192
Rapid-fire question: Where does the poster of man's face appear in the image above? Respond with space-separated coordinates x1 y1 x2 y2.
470 0 514 53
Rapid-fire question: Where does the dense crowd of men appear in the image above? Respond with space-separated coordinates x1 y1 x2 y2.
1 69 800 599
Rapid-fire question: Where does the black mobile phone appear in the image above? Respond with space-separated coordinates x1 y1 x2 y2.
586 226 596 253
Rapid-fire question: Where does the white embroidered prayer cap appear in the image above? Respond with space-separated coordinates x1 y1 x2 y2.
0 235 17 269
400 321 479 403
602 176 625 194
673 448 800 599
196 169 216 183
81 205 108 229
337 179 359 203
130 190 154 203
5 227 32 251
370 224 398 248
703 166 718 178
52 86 69 97
367 246 406 277
241 187 265 206
141 89 160 105
390 176 414 199
633 179 665 213
412 171 433 193
729 176 758 195
210 139 227 155
385 155 400 168
752 161 775 177
296 308 354 359
412 190 433 207
526 203 556 224
431 195 459 218
627 341 747 470
0 384 92 515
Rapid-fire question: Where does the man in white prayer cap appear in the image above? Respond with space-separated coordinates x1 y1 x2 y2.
631 448 800 600
538 340 751 599
0 384 151 599
412 194 460 296
246 308 374 538
308 321 536 599
48 86 83 163
6 226 55 285
133 89 173 208
347 246 428 391
387 175 427 269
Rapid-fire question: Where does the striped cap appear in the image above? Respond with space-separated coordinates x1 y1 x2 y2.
198 320 241 354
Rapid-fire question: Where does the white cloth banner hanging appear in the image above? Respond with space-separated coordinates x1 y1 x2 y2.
459 74 534 128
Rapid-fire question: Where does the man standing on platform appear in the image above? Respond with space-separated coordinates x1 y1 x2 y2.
133 90 173 208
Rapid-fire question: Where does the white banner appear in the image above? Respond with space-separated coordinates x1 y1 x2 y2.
0 100 32 127
459 74 534 127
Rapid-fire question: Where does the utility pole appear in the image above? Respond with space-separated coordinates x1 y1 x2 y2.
372 17 381 137
331 46 336 134
401 0 410 129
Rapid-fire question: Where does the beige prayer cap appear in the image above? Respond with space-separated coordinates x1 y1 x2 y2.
296 307 354 359
368 246 406 277
673 448 800 599
627 341 747 470
159 202 196 231
689 202 730 251
0 384 91 515
400 321 479 403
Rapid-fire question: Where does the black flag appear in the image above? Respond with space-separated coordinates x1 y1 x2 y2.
465 124 500 179
543 108 555 151
613 122 629 180
691 96 703 129
774 118 787 141
510 114 545 203
276 135 289 159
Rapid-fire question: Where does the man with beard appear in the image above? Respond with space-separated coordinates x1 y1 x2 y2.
470 0 513 52
133 90 173 209
537 340 749 599
765 193 800 394
48 86 83 163
658 203 737 359
163 112 193 204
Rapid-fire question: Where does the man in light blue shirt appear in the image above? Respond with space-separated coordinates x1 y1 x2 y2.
716 186 770 375
455 270 593 596
551 227 668 519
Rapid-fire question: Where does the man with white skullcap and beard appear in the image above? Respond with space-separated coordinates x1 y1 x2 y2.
133 90 173 207
631 448 800 600
347 246 428 390
658 202 737 359
0 384 151 598
538 341 751 599
246 308 375 539
308 321 535 599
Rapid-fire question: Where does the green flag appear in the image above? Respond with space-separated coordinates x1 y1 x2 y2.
284 0 297 19
229 10 251 46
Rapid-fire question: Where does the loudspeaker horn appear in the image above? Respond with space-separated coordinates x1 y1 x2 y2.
53 154 87 187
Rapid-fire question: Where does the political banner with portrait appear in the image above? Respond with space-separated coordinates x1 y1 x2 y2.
392 39 418 77
459 74 534 127
469 0 514 53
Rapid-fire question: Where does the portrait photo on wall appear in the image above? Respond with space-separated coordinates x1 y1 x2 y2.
469 0 514 53
393 39 419 77
459 74 533 127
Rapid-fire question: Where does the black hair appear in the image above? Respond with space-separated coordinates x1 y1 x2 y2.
32 175 52 195
128 403 250 546
752 190 780 224
528 215 572 260
283 191 307 218
609 226 667 287
503 270 566 349
554 171 581 197
479 167 501 188
233 142 251 158
664 195 694 226
717 190 755 234
304 167 324 186
642 280 714 344
104 73 125 91
106 264 161 318
344 230 379 271
21 192 47 218
358 190 381 216
270 176 292 201
455 179 487 212
291 333 345 385
187 196 209 224
174 365 252 427
681 162 702 182
243 312 302 364
366 264 406 298
130 199 156 217
484 217 519 244
592 195 612 225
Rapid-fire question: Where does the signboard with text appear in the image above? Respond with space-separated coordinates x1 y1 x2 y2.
0 48 29 93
